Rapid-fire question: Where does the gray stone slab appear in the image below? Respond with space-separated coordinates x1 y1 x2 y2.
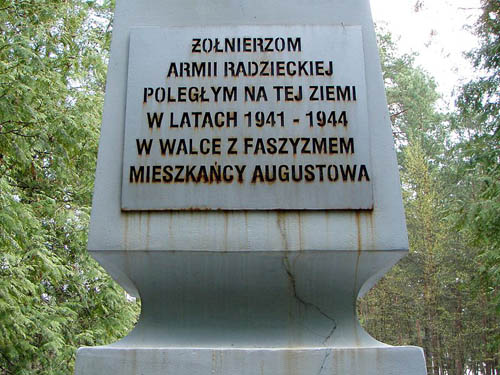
121 25 372 210
75 347 427 375
88 250 404 346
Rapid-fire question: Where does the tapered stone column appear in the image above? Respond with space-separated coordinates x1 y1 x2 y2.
75 1 427 374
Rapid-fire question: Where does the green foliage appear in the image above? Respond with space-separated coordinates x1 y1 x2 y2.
453 0 500 314
0 1 138 374
360 20 499 375
377 30 445 161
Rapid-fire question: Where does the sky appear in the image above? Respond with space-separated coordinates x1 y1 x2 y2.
369 0 482 107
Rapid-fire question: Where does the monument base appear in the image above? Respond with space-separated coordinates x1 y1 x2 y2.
75 346 427 375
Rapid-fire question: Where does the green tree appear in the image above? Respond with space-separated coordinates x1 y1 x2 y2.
453 0 500 308
377 30 445 160
0 1 138 374
450 0 500 371
360 26 499 375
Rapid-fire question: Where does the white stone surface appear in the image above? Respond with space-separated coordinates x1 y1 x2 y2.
76 347 427 375
77 0 425 374
89 250 403 347
88 0 407 254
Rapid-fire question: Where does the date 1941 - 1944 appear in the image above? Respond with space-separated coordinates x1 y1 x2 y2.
145 111 348 129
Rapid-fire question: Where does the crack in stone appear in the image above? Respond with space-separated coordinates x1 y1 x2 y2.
317 351 332 375
282 255 337 345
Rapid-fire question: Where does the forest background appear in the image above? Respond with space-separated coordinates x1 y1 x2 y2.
0 1 498 374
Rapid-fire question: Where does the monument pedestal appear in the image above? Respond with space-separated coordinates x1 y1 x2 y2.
86 250 405 347
75 250 426 375
76 347 426 375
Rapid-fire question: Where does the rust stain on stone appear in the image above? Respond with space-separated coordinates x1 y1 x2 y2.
353 212 362 311
276 211 288 251
211 350 217 375
355 211 362 252
223 212 229 252
145 212 151 250
297 212 303 250
243 211 250 250
367 211 375 250
123 214 129 250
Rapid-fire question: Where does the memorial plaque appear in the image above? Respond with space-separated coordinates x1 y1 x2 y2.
121 25 373 210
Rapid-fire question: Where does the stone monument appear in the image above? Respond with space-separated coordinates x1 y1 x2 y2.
75 0 427 374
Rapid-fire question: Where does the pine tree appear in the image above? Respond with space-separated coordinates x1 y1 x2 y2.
451 0 500 372
360 26 499 375
0 2 138 374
